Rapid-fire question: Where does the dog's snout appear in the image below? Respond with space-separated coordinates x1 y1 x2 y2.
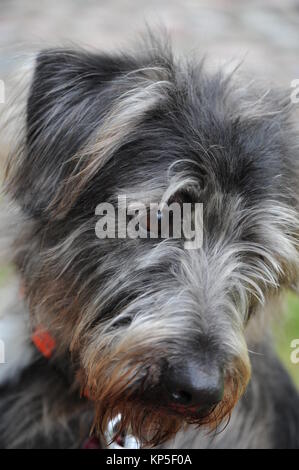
165 360 224 410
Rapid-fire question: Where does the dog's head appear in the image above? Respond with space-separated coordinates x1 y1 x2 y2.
5 42 299 446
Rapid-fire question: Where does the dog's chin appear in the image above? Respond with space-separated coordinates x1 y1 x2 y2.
93 401 182 447
92 389 239 448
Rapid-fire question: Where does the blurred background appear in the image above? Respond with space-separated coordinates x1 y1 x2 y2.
0 0 298 386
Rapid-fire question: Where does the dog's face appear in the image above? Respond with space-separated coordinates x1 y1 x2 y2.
6 45 299 445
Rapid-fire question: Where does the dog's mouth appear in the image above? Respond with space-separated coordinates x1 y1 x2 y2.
94 384 241 447
101 396 216 448
104 402 214 449
168 402 213 420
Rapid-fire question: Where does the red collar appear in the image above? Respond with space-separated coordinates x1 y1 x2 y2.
24 284 91 398
31 325 92 401
22 284 101 448
32 327 56 359
20 284 56 359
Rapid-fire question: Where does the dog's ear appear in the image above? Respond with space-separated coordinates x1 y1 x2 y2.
8 48 172 220
6 49 156 219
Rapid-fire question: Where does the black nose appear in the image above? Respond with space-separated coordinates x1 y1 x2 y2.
165 359 224 409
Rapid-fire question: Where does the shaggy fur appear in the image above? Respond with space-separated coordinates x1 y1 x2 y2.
0 37 299 448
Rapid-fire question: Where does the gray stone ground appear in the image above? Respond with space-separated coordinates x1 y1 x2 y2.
1 0 299 89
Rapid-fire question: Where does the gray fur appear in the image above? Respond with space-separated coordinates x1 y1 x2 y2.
0 37 299 448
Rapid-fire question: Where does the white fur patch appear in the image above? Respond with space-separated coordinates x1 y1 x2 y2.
0 280 33 386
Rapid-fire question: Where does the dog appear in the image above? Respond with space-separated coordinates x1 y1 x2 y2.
0 37 298 449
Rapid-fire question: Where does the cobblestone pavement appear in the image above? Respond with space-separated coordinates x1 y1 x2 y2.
0 0 299 88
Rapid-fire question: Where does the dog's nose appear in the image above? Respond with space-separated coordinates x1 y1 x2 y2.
165 360 224 409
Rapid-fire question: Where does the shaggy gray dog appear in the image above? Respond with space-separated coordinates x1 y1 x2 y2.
0 38 298 449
